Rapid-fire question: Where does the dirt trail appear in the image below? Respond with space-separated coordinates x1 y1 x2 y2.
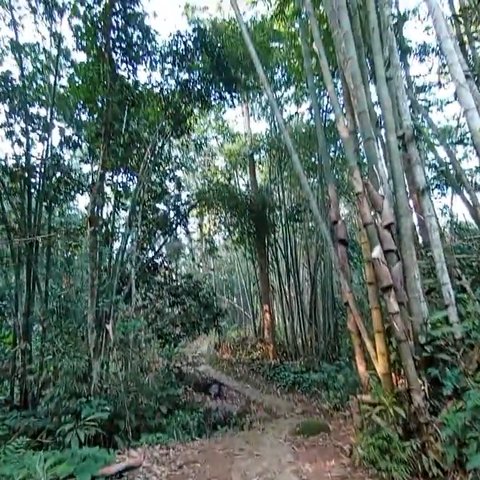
125 337 372 479
130 412 369 479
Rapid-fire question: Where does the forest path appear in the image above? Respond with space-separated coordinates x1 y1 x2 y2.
129 414 367 479
125 336 372 479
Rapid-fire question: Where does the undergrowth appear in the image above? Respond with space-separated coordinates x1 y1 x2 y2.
0 375 242 479
255 360 358 410
356 427 419 480
352 383 438 480
136 402 250 446
354 301 480 479
0 441 113 480
215 336 358 410
0 271 231 479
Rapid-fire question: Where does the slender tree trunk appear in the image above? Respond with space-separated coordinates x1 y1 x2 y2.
271 235 295 358
348 0 391 178
408 91 480 227
448 0 480 95
323 0 390 196
447 1 480 112
37 208 53 403
404 152 429 246
7 0 36 410
380 0 462 339
302 0 428 419
272 159 301 357
298 2 369 386
457 0 480 82
0 187 21 406
361 0 429 341
358 222 393 393
326 0 428 337
87 0 117 391
242 101 276 360
231 0 386 400
424 0 480 161
87 172 104 392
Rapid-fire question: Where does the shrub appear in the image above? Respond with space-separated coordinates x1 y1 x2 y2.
356 426 417 480
257 360 358 410
440 386 480 475
0 438 113 480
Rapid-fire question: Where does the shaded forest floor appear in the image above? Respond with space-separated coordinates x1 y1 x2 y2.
122 337 373 480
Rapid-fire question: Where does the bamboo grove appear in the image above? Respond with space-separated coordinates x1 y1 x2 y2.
226 0 480 433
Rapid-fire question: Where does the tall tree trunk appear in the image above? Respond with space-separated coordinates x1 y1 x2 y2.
348 0 392 188
408 91 480 227
456 0 480 82
358 222 393 393
7 0 36 409
88 0 116 391
344 0 428 341
0 189 21 406
87 173 104 392
37 207 53 404
448 0 480 89
323 0 389 195
403 152 429 246
242 101 276 360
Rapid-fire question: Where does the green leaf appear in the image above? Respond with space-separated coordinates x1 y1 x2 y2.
429 310 449 321
74 458 103 480
466 453 480 471
52 462 75 478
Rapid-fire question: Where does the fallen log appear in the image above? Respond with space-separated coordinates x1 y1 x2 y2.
196 364 262 400
95 450 144 478
174 364 227 399
196 364 291 416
